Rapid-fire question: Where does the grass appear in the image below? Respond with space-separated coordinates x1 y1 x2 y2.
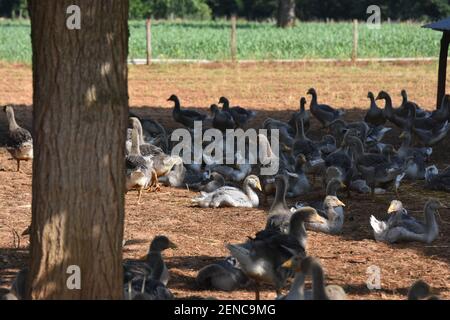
0 19 442 63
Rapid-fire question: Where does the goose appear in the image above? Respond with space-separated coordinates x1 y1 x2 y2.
328 119 370 143
285 155 311 198
124 276 174 300
207 152 252 183
281 256 347 300
3 106 33 172
169 95 206 128
398 131 432 161
126 128 158 204
370 199 445 244
190 172 225 193
265 174 293 234
210 104 236 131
292 118 323 178
192 175 261 208
413 120 449 147
425 165 450 192
407 280 440 300
227 208 324 299
123 235 177 286
305 196 345 234
376 91 408 128
263 118 295 147
379 200 425 234
219 96 256 128
364 92 386 127
138 116 169 153
158 162 186 188
196 257 249 292
400 90 430 119
128 117 164 157
288 97 310 133
152 154 183 178
307 88 345 127
317 135 337 157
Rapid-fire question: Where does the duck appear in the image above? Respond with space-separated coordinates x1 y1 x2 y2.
370 199 445 244
192 175 261 208
125 128 159 204
425 165 450 192
305 196 345 234
210 104 236 131
3 105 33 172
123 235 177 286
281 256 347 300
288 97 310 133
219 96 256 128
169 94 206 128
307 88 345 128
227 208 324 299
407 280 440 300
364 92 386 127
124 276 174 300
196 256 249 292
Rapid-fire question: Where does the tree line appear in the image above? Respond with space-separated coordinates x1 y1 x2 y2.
1 0 450 21
0 0 450 21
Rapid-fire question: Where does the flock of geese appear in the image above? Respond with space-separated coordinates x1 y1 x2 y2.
2 87 449 300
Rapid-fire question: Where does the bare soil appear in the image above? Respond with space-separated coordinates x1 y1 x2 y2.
0 61 449 300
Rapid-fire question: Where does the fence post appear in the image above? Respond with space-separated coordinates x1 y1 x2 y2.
230 15 237 62
352 19 358 63
146 18 152 65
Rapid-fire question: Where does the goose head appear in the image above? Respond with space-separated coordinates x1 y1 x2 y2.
290 207 325 229
218 97 229 105
367 92 375 100
426 199 448 211
300 97 307 110
307 88 316 96
408 280 432 300
387 200 405 214
244 175 262 192
401 89 408 103
376 91 390 101
281 254 303 272
323 196 345 209
149 235 177 253
167 94 179 103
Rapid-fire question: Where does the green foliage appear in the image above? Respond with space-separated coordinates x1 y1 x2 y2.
129 0 212 19
0 19 442 63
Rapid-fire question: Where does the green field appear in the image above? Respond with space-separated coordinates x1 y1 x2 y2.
0 19 442 63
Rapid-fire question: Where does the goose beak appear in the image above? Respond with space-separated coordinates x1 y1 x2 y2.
168 241 178 249
340 182 346 189
387 204 397 214
399 132 406 139
256 181 262 192
282 259 293 269
337 199 346 207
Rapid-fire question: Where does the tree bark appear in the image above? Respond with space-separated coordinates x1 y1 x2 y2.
27 0 129 299
277 0 296 28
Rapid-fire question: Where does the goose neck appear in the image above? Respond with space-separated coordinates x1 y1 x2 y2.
243 182 259 206
131 129 141 156
270 178 288 213
311 263 329 300
286 272 305 300
6 108 19 131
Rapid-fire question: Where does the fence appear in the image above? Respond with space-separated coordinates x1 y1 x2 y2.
128 18 440 65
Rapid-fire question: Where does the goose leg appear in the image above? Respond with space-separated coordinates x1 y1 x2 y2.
255 282 260 300
137 189 143 204
16 159 20 172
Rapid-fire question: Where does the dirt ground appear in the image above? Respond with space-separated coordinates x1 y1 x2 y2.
0 61 449 300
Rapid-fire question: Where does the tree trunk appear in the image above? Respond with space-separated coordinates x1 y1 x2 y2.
27 0 129 300
277 0 296 28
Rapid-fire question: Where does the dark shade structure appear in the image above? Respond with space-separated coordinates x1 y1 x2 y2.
423 17 450 109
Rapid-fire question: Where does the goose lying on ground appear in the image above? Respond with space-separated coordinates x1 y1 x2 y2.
305 196 345 235
425 165 450 192
370 199 445 244
3 105 33 172
192 175 261 208
407 280 440 300
196 257 249 292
